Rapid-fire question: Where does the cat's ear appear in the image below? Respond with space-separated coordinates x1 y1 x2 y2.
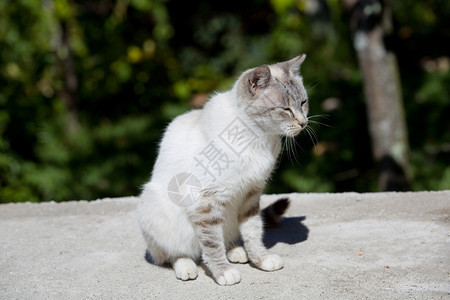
287 54 306 75
248 65 271 95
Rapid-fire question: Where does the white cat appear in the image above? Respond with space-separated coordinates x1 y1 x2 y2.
138 55 309 285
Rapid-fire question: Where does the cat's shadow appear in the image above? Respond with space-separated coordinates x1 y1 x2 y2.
263 216 309 249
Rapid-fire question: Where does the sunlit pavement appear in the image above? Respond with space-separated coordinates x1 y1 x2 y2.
1 191 449 299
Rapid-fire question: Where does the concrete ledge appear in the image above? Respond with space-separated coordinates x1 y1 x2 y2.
1 191 449 299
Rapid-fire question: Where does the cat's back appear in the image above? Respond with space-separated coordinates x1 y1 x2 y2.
158 92 232 150
166 109 202 134
150 109 205 183
160 109 204 148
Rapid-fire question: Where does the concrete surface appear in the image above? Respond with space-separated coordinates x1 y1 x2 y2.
1 191 449 299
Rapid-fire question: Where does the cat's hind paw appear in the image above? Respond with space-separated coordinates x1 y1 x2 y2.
259 254 283 272
216 268 241 286
227 246 248 264
173 258 198 281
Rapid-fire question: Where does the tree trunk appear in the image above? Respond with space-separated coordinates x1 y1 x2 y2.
43 0 80 133
349 0 411 191
56 20 80 133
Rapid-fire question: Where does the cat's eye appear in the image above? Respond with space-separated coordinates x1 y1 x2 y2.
282 108 294 116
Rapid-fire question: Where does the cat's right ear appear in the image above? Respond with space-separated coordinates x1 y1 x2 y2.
248 65 271 95
288 54 306 75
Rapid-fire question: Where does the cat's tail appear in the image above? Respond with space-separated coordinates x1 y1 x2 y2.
261 197 290 228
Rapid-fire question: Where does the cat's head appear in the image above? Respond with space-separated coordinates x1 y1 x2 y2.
239 55 308 137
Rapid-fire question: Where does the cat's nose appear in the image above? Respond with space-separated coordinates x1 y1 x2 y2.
299 121 307 129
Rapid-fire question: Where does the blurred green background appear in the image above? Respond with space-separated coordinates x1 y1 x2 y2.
1 0 449 203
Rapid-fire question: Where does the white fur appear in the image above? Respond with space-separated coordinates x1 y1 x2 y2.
137 87 281 261
173 258 198 280
137 55 307 285
259 254 284 271
227 246 249 264
217 268 241 286
269 65 285 79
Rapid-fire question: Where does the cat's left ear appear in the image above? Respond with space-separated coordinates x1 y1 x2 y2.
248 65 271 95
288 54 306 75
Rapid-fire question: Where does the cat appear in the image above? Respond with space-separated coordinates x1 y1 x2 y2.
137 55 309 285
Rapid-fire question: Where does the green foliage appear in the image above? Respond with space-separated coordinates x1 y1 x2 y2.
1 0 449 202
1 113 158 202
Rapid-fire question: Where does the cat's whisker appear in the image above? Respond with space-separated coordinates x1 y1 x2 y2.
308 127 319 148
307 114 331 128
282 135 300 165
288 139 294 163
292 137 301 164
293 138 303 163
308 126 319 145
304 81 319 93
281 136 291 163
283 137 290 162
288 136 301 165
286 138 292 163
286 135 294 163
304 126 319 148
309 122 320 142
308 113 330 119
308 120 331 128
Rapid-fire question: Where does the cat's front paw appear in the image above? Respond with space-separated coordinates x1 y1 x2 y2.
259 254 283 272
216 268 241 286
173 258 198 281
227 246 248 264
